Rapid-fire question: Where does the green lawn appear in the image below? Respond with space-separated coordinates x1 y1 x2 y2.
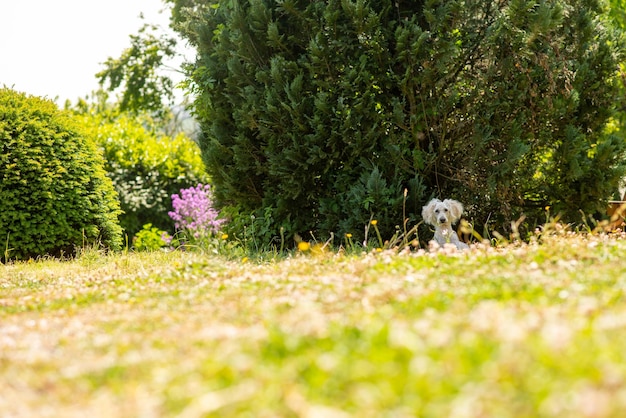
2 232 626 417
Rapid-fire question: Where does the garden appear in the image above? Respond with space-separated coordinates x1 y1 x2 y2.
3 0 626 416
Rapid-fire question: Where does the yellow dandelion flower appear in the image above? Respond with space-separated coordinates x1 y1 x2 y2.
221 233 229 240
298 241 311 252
375 247 383 252
346 233 352 238
242 257 249 263
371 220 378 226
545 206 551 211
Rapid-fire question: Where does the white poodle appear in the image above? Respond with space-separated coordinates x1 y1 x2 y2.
422 198 469 250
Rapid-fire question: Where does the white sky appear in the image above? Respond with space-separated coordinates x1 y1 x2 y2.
0 0 187 105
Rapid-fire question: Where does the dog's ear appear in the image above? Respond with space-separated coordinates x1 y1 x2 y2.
443 199 464 221
421 199 440 225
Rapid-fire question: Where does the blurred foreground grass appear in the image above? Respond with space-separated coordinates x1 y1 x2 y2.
2 232 626 417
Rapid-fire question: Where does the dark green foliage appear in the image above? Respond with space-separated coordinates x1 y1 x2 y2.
0 88 123 260
607 0 626 152
172 0 626 244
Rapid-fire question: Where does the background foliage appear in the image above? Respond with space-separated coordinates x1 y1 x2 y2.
74 104 210 238
166 0 626 246
97 23 178 116
608 0 626 163
0 88 123 260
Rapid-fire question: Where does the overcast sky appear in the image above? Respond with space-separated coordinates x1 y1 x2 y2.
0 0 187 105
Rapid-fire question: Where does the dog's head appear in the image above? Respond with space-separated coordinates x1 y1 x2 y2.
421 198 464 227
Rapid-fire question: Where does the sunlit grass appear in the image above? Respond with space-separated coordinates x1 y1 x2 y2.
2 232 626 416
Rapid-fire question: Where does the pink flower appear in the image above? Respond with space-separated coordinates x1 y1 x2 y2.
168 184 225 237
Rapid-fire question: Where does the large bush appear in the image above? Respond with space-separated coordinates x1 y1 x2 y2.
0 88 123 260
172 0 626 243
76 110 210 237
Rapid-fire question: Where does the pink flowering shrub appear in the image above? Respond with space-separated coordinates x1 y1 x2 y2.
168 184 225 241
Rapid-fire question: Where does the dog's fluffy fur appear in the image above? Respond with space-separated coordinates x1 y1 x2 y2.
421 198 469 250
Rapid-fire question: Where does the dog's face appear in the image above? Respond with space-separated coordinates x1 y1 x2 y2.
421 198 464 227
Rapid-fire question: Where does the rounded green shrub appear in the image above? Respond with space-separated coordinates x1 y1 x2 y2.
77 112 210 238
0 88 123 261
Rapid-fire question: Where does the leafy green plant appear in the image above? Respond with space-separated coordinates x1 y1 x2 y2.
0 88 123 261
133 223 173 252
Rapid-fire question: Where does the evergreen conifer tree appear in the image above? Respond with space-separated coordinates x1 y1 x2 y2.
170 0 626 244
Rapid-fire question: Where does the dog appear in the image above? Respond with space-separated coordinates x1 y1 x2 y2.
421 198 469 250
